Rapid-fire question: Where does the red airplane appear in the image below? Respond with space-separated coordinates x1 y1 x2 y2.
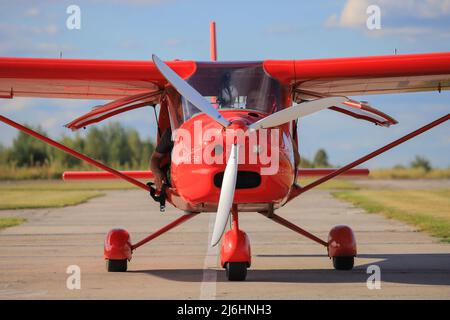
0 22 449 281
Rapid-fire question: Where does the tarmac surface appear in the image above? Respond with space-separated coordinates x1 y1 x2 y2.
0 180 449 299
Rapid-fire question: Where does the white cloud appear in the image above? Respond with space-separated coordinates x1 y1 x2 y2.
411 0 450 18
42 117 58 129
339 0 369 28
363 26 450 42
325 0 450 40
0 23 74 55
1 99 36 111
0 23 58 36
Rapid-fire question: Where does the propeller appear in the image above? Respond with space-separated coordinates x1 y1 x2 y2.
248 96 348 131
152 54 231 127
210 143 239 247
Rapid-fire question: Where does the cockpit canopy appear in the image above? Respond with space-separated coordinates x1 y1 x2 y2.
182 62 282 121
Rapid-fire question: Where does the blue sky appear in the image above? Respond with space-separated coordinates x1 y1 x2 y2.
0 0 449 168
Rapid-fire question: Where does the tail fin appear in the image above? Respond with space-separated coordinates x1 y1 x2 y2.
210 21 217 61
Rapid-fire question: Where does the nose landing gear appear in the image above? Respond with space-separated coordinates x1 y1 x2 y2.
220 205 251 281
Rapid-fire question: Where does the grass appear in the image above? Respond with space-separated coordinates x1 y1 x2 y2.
370 168 450 179
0 180 137 191
0 180 124 230
0 179 134 211
0 190 104 210
0 163 71 180
333 189 450 243
0 217 26 229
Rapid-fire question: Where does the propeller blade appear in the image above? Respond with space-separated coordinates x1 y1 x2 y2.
210 144 239 247
248 96 348 131
152 55 231 128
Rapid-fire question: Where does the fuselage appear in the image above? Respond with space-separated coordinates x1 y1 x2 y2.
167 109 296 213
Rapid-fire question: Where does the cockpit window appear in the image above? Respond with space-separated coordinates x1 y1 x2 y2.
182 63 281 121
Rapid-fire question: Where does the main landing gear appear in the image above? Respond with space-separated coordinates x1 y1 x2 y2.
103 214 198 273
104 228 131 272
103 211 355 281
259 212 357 272
328 225 357 270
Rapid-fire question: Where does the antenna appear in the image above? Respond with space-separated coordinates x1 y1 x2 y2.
210 21 217 61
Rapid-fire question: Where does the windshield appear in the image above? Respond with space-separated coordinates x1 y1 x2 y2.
182 63 282 121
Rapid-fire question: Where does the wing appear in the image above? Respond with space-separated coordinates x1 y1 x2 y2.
0 57 196 100
264 52 450 96
264 52 450 126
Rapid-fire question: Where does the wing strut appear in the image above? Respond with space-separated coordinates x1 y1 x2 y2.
0 114 151 192
287 113 450 203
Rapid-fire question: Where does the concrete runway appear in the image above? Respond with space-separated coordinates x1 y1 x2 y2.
0 183 449 299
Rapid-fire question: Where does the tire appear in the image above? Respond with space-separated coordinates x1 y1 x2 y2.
332 256 354 270
106 259 127 272
226 262 247 281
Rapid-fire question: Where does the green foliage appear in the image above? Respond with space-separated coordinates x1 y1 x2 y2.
0 143 8 164
84 127 108 163
299 148 331 168
9 125 51 167
313 148 330 167
0 122 155 178
53 134 84 167
300 157 313 168
410 155 432 172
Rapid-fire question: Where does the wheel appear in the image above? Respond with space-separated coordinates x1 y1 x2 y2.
332 256 354 270
226 262 247 281
106 259 127 272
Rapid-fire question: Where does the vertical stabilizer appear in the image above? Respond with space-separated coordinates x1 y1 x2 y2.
210 21 217 61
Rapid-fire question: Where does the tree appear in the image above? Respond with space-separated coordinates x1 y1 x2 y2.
105 123 131 166
139 139 155 169
53 134 85 167
313 149 330 167
9 125 51 167
410 155 432 172
127 129 142 167
0 143 8 165
299 157 313 168
84 127 108 163
2 122 155 170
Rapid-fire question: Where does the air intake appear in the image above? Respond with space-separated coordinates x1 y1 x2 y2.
214 171 261 189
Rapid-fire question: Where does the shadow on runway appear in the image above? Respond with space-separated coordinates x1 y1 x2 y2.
128 253 450 285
